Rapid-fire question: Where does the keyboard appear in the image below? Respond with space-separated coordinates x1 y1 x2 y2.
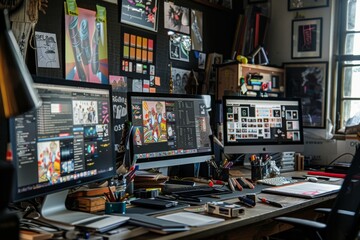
257 176 298 186
163 185 232 197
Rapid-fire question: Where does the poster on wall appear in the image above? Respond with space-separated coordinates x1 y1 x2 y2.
284 62 328 128
120 0 159 32
65 6 109 84
109 75 128 164
35 31 60 68
164 1 190 34
169 33 191 62
190 9 203 51
171 68 191 94
121 27 156 79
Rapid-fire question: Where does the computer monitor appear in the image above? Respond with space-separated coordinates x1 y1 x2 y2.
222 96 304 154
9 76 116 225
127 92 213 174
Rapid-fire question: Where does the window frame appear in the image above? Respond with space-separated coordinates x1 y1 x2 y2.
335 0 360 133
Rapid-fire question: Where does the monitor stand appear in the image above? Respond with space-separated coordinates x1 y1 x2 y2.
40 190 129 230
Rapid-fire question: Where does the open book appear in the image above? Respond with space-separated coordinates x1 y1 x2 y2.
261 182 341 199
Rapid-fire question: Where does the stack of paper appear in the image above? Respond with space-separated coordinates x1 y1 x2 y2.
157 212 225 227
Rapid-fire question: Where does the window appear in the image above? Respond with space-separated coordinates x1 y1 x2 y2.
336 0 360 132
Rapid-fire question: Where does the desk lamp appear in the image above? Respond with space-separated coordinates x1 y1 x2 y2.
0 5 41 212
247 45 269 65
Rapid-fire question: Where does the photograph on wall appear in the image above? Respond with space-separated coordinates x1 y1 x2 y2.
171 67 191 94
65 7 108 84
120 0 159 32
292 18 322 59
285 62 328 128
169 33 191 62
121 27 156 78
35 31 60 68
164 1 190 34
190 9 203 51
198 52 206 69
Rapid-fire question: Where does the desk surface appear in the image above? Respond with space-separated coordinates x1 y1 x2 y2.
128 170 342 240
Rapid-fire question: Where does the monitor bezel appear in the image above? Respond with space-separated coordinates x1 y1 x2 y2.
222 96 305 154
10 76 116 203
127 92 214 170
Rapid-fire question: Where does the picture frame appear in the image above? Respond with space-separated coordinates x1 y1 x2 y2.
292 18 322 59
119 0 159 32
288 0 329 11
284 62 328 128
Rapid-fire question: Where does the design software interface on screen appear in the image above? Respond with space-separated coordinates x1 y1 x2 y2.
10 79 115 208
223 97 304 154
128 93 213 170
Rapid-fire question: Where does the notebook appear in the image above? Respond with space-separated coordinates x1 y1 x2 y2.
261 182 341 199
157 212 225 227
126 214 189 234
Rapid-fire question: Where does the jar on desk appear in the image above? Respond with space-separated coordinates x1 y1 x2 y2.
251 161 269 181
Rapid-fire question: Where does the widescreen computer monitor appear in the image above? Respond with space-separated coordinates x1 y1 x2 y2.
127 93 213 174
9 76 116 225
222 96 304 154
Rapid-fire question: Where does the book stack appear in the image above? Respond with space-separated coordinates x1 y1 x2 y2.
133 171 169 189
279 152 295 172
73 196 106 213
67 186 115 213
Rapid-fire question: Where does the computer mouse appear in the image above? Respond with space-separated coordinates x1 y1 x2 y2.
307 177 318 183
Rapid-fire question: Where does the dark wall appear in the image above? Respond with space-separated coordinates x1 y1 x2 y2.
30 0 242 93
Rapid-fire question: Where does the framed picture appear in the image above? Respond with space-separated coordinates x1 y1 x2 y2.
119 0 159 32
284 62 328 128
288 0 329 11
292 18 322 59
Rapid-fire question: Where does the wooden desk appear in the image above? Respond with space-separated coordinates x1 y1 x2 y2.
131 171 341 240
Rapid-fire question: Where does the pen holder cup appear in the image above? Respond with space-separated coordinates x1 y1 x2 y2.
213 168 229 181
105 202 126 214
251 164 268 181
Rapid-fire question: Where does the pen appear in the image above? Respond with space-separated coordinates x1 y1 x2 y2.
258 197 283 208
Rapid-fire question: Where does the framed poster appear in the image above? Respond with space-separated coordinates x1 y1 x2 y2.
164 1 190 34
120 26 156 79
288 0 329 11
169 33 191 62
65 7 108 84
292 18 322 59
284 62 328 128
120 0 159 32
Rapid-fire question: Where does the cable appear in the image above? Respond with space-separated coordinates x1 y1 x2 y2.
327 152 354 166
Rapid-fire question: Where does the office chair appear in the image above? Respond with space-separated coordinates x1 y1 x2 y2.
273 143 360 240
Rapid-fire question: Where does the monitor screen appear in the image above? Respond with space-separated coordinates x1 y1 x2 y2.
127 92 213 170
10 76 115 203
223 96 304 154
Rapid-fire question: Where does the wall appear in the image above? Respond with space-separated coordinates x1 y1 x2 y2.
30 0 241 93
265 0 355 166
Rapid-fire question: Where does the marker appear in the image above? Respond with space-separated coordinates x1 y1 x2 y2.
258 197 283 208
238 196 256 207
